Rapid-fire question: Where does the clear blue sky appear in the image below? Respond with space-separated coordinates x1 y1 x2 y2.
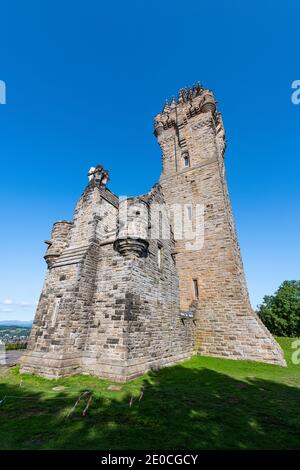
0 0 299 321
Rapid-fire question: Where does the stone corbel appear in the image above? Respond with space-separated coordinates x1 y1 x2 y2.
114 238 149 258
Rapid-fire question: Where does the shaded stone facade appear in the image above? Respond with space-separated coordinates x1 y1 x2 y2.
21 84 286 381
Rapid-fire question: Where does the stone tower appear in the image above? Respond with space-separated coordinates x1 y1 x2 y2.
155 83 285 365
20 83 286 381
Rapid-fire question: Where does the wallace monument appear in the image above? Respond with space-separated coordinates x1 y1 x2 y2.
20 84 286 381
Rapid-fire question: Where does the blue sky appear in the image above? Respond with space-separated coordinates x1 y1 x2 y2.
0 0 299 321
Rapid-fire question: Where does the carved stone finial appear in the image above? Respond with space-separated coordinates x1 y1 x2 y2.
88 165 109 187
192 84 198 97
178 89 184 103
170 96 176 109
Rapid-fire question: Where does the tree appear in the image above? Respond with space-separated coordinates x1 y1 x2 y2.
257 281 300 337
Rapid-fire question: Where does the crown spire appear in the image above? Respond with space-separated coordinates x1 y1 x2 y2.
170 96 176 109
162 99 170 113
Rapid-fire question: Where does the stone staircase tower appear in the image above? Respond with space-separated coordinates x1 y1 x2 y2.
155 83 286 365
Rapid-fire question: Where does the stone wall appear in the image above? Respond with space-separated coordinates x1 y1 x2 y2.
21 169 194 381
81 184 194 381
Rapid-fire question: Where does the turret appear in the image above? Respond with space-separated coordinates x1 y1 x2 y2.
114 197 149 258
44 221 73 268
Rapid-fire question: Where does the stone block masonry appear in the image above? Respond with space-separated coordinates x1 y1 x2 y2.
21 169 194 381
21 83 286 381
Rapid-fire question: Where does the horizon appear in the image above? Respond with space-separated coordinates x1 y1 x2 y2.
0 0 299 322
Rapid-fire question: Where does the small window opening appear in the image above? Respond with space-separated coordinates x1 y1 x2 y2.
184 156 190 167
193 279 199 299
187 205 192 221
157 245 162 269
159 211 163 238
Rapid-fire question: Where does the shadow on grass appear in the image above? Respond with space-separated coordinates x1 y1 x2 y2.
0 365 300 450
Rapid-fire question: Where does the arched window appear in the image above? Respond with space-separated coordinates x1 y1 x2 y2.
182 152 190 168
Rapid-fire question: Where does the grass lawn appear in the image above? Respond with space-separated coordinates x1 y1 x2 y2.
0 337 299 450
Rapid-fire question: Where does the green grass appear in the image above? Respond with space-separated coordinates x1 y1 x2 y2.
0 337 300 450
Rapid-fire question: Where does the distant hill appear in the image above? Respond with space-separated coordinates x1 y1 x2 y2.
0 320 32 328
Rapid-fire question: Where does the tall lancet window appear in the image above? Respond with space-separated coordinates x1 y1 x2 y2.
157 245 163 270
193 279 199 300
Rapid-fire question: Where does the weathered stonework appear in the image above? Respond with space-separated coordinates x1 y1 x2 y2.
21 84 286 381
